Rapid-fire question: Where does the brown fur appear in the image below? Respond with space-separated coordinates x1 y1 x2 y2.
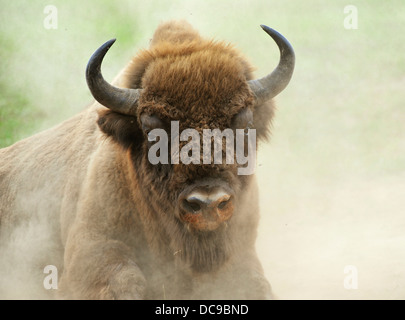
0 21 276 299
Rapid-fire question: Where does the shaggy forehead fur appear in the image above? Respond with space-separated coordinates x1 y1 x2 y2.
122 21 256 129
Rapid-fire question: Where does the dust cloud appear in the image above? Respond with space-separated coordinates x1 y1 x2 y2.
256 138 405 299
0 185 64 299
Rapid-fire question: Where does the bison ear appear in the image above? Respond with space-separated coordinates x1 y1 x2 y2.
97 109 143 149
253 100 275 142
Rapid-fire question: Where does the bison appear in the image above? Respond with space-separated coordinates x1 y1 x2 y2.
0 20 294 299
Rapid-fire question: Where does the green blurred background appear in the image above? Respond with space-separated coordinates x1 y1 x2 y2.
1 0 404 299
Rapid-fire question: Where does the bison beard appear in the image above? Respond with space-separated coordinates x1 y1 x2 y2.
0 20 294 299
177 226 232 273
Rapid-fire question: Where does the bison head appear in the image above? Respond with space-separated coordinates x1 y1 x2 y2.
86 22 294 272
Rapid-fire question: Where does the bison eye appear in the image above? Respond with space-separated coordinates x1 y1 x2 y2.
140 113 164 134
231 108 254 129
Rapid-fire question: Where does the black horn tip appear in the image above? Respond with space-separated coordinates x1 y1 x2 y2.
86 38 117 84
87 38 117 67
91 38 117 62
248 24 295 102
100 38 117 50
260 25 288 43
105 38 117 49
259 24 295 61
260 24 272 33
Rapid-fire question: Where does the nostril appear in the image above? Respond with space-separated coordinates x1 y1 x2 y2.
183 199 202 213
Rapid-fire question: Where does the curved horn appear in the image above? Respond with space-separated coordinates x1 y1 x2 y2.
86 39 142 115
248 25 295 103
